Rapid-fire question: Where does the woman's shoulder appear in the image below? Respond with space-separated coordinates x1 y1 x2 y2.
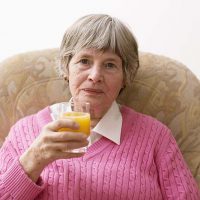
7 106 51 144
14 106 51 128
120 105 173 144
120 105 173 154
1 106 52 156
121 105 168 129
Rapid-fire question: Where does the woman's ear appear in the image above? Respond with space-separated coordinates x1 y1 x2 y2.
118 80 126 95
118 85 126 96
122 78 126 88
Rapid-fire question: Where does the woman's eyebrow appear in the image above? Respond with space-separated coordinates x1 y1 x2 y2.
103 56 122 64
104 58 119 62
76 53 93 58
76 52 121 63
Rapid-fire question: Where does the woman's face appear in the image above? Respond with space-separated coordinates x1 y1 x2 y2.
68 48 124 119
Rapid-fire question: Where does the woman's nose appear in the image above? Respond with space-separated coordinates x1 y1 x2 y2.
87 66 103 83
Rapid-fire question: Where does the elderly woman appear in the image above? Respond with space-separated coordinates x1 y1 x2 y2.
0 14 199 199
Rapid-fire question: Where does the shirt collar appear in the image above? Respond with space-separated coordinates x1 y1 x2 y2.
92 101 122 145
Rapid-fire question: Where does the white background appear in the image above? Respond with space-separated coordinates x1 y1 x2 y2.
0 0 200 79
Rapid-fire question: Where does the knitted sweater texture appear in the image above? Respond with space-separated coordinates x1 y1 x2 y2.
0 106 199 200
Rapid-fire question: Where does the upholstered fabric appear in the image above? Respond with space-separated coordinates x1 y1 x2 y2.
0 48 199 186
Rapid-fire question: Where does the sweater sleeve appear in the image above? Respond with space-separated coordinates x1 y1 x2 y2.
0 122 45 199
157 129 200 199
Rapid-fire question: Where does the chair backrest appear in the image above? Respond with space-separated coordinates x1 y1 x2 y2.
0 48 200 186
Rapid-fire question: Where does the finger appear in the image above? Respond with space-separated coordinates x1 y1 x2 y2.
52 131 88 142
66 140 89 150
47 140 89 152
56 151 85 159
46 119 79 132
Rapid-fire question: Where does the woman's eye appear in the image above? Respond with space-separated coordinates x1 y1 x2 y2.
105 63 115 68
80 59 89 65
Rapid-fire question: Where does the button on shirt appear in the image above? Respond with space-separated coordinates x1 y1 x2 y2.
50 101 122 145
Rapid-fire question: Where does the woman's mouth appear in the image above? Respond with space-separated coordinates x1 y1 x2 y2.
82 88 103 94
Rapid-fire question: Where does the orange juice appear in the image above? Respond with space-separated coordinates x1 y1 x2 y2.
59 112 90 136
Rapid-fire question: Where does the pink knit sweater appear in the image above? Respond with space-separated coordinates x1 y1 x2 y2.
0 106 199 199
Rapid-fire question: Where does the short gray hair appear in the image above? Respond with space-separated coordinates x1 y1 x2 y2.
58 14 139 86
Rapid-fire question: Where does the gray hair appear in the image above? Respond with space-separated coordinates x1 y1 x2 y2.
58 14 139 86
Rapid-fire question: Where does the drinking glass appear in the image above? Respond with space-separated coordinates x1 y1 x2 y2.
57 101 91 153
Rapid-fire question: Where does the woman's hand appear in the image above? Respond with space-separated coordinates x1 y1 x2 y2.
19 119 89 182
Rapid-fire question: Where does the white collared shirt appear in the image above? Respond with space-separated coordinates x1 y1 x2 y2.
50 101 122 145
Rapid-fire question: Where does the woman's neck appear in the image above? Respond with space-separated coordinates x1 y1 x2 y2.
91 118 101 129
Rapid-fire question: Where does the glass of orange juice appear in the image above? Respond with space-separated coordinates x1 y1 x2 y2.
58 101 91 152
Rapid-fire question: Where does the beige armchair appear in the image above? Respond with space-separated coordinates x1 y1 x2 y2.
0 48 200 187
